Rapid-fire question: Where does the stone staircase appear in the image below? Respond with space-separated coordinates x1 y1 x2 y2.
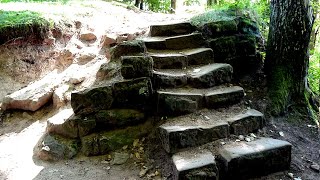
141 22 292 180
40 22 292 179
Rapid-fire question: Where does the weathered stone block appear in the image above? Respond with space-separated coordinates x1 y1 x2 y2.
153 71 188 88
227 109 264 135
205 86 244 107
218 138 292 180
94 109 145 127
151 54 187 69
189 63 233 88
71 85 113 114
112 77 153 110
165 33 205 50
110 40 146 60
38 134 80 161
209 36 237 62
81 133 100 156
121 56 153 79
150 22 196 37
172 150 219 180
159 119 229 153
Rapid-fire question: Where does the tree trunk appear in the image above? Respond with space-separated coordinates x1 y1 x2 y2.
171 0 176 13
265 0 314 115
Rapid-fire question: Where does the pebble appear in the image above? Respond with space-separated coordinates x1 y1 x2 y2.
111 152 130 165
238 135 245 141
220 142 226 145
279 131 284 137
204 116 210 120
139 168 149 177
310 162 320 172
245 137 251 142
287 172 294 178
294 177 302 180
250 133 256 138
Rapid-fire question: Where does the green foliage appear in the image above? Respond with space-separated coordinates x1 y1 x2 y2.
146 0 171 13
0 10 50 44
309 50 320 95
0 0 70 3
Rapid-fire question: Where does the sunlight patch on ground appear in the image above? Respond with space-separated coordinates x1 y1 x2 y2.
0 120 46 180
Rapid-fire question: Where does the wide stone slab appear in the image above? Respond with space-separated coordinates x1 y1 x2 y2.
149 48 213 69
157 86 245 115
157 89 204 115
159 114 229 153
110 40 146 60
172 149 219 180
227 109 264 135
218 138 292 180
205 86 244 107
153 63 233 88
142 33 205 50
150 22 196 37
165 33 205 50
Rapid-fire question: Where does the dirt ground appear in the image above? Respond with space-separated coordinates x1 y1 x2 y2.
0 1 319 180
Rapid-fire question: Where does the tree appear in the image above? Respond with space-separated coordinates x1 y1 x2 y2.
265 0 314 115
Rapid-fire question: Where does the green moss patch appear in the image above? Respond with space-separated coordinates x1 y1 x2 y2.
0 10 50 44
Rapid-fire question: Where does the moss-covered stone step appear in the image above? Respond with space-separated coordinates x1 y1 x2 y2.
150 22 196 37
158 108 263 153
142 33 205 50
218 138 292 180
153 63 233 88
172 149 219 180
80 121 152 156
71 77 153 115
157 86 244 115
148 48 213 69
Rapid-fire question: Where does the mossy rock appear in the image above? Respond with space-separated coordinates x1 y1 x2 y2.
38 134 80 161
95 109 145 127
71 85 113 114
81 121 152 156
121 56 153 79
201 19 238 38
110 40 146 60
0 10 50 44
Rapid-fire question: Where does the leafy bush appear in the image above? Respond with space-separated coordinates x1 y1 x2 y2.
309 51 320 95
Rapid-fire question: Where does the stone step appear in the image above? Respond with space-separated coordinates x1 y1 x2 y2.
142 33 205 50
153 63 233 88
150 22 196 37
218 138 292 180
172 149 219 180
148 48 213 69
158 107 263 153
157 86 244 115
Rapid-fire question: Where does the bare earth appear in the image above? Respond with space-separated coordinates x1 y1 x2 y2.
0 1 319 180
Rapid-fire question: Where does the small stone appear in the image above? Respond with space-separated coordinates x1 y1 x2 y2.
135 152 141 159
60 175 64 179
235 139 241 142
154 170 160 176
287 172 294 178
139 168 149 177
42 146 50 152
294 177 302 180
221 142 226 145
80 32 97 42
111 152 130 165
133 139 139 147
250 133 257 138
238 135 245 141
204 116 210 120
279 131 284 137
122 145 128 150
245 137 251 142
310 163 320 172
101 160 109 164
104 166 111 170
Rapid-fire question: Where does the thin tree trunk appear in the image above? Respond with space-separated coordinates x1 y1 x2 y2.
265 0 314 115
171 0 176 13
